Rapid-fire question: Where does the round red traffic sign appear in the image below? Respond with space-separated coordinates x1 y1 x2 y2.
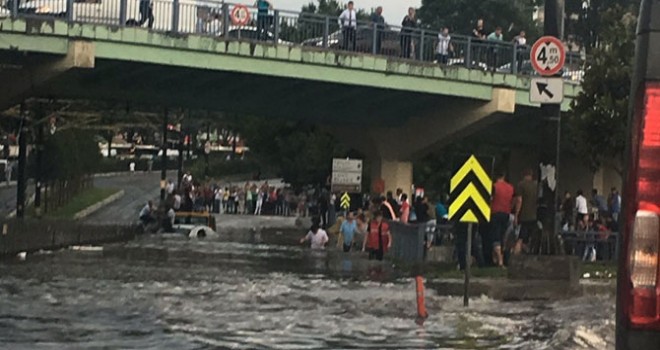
230 5 251 26
530 36 566 76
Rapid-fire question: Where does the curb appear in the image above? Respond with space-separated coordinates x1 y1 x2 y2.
6 193 35 219
73 190 125 220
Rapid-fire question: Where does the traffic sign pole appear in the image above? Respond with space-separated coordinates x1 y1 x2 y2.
464 223 472 307
447 155 492 308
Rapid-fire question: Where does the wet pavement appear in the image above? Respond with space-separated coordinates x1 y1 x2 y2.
0 229 615 349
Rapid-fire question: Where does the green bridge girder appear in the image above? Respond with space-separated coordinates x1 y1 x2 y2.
0 18 580 123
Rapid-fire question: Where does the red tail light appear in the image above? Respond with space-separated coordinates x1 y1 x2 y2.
623 82 660 330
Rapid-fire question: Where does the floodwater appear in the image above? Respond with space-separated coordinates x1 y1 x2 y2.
0 230 614 349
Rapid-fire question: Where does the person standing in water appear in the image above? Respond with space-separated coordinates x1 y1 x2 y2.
300 224 329 250
340 212 358 252
362 211 392 260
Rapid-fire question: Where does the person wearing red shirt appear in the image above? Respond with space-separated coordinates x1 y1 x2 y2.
490 171 514 266
399 193 410 223
362 211 392 261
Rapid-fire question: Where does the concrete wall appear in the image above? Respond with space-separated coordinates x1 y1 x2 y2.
0 220 140 256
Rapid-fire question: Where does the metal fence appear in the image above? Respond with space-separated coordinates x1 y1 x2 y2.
560 230 618 262
4 0 587 79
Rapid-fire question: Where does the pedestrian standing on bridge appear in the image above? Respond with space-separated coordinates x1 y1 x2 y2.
400 7 417 59
371 6 385 54
435 27 453 65
255 0 273 40
138 0 154 29
338 1 357 51
486 26 504 71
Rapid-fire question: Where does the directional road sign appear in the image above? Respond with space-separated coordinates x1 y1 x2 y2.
332 159 362 173
448 155 492 223
530 36 566 76
530 77 564 104
332 158 362 193
340 192 351 210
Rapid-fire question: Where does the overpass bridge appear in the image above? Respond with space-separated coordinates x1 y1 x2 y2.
0 0 584 192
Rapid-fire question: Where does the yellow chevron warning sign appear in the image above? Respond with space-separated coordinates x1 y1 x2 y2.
340 192 351 209
448 155 492 223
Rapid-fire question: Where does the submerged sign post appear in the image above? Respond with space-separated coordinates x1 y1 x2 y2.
331 158 362 194
448 155 492 307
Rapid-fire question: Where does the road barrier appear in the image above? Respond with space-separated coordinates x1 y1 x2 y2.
389 221 453 263
0 219 141 256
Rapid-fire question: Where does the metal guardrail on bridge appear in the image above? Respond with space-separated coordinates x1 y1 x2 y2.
3 0 586 80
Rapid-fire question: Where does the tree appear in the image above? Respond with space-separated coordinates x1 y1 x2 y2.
564 0 637 52
418 0 540 38
238 116 349 188
568 4 636 175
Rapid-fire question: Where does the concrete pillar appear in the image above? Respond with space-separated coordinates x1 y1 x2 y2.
371 158 413 196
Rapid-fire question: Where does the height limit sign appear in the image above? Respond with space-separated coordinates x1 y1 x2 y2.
530 36 565 76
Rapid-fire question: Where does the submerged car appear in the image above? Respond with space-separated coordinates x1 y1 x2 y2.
173 211 217 238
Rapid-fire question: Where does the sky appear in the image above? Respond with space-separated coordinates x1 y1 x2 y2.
237 0 422 24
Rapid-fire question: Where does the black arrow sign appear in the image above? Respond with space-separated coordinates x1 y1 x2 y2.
536 82 554 99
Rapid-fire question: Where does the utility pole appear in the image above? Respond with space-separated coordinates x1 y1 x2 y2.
34 107 45 217
160 109 168 201
16 103 27 219
204 122 210 178
177 124 184 190
540 0 564 252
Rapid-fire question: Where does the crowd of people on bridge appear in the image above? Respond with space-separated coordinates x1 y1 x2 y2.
130 0 538 72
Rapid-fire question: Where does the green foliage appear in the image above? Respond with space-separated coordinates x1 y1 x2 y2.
187 157 263 182
565 0 637 51
418 0 540 38
42 129 101 181
239 116 348 188
568 5 636 174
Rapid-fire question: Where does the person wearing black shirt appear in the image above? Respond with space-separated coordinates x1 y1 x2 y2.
400 7 417 58
371 6 386 54
472 18 486 65
413 196 429 223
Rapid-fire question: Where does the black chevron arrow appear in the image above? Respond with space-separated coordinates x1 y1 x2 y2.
450 197 491 223
449 171 491 204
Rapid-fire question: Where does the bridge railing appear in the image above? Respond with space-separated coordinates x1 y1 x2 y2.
6 0 587 79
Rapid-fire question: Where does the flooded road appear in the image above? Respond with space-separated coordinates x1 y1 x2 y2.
0 232 614 349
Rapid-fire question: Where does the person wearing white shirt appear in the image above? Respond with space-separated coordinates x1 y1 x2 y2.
512 30 527 72
575 189 589 230
338 1 357 51
300 225 329 250
435 27 453 64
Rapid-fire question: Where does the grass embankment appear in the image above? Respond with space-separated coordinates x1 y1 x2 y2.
48 187 120 219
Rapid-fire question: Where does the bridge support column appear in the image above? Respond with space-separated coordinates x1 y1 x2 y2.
370 158 412 196
329 87 517 197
